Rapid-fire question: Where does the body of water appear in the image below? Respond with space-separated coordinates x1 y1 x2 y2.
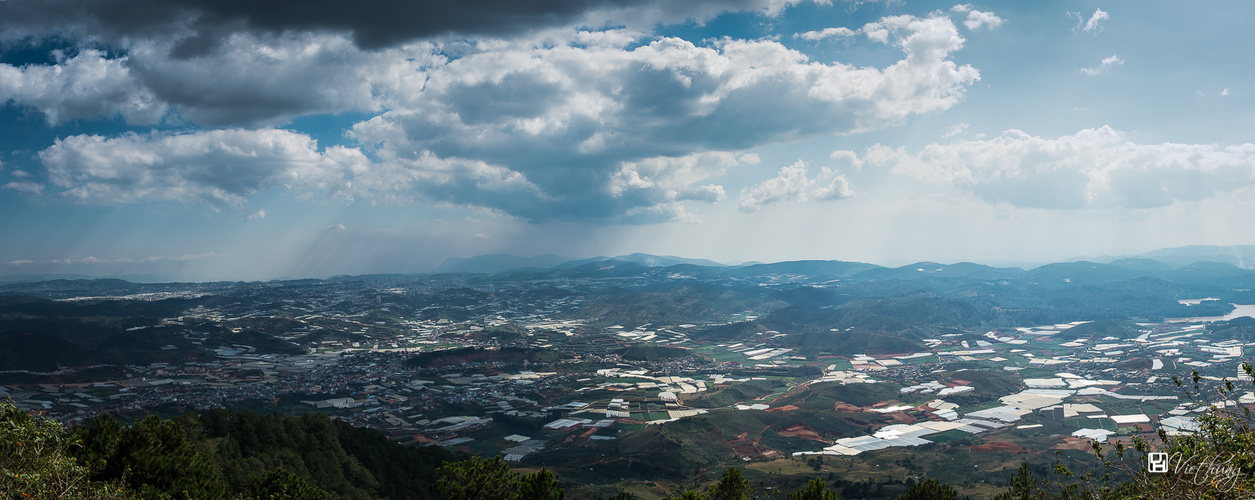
1168 303 1255 323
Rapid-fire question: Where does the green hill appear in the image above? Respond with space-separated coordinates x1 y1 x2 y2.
0 331 115 371
1 398 465 500
1058 318 1140 340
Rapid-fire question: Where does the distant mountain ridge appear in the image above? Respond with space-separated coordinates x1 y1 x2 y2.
431 253 726 274
723 260 879 278
1136 245 1255 269
551 253 726 269
7 246 1255 286
426 247 1255 282
431 253 574 274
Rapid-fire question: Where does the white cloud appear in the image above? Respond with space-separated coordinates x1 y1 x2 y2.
0 32 442 127
0 50 167 125
963 10 1004 30
1194 88 1232 98
1080 54 1123 76
246 209 267 220
608 152 751 202
829 150 863 170
1069 8 1110 35
0 3 847 128
38 129 368 207
941 122 970 138
875 126 1255 209
3 180 45 195
30 127 556 217
738 160 853 212
345 150 548 211
803 9 998 42
796 27 857 41
350 14 978 221
843 0 903 9
10 10 982 223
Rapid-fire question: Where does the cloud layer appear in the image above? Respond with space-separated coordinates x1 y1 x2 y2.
0 50 167 125
14 10 983 223
38 129 367 207
877 126 1255 209
347 13 978 221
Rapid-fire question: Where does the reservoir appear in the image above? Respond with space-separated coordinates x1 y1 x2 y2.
1168 303 1255 323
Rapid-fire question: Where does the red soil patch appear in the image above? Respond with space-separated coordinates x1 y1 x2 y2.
833 402 862 412
888 412 917 424
727 437 766 460
765 405 800 412
777 423 827 443
970 442 1025 453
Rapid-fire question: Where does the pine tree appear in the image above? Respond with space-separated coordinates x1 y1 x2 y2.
788 478 837 500
708 467 754 500
896 478 960 500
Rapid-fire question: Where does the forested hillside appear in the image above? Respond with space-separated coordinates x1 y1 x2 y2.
1 399 463 500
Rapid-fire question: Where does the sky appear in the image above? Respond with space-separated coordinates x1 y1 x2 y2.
2 0 1255 281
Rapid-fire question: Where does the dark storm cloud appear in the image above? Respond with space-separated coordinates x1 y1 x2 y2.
0 0 782 50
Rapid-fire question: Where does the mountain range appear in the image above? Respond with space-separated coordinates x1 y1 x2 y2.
431 252 730 274
430 245 1255 277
